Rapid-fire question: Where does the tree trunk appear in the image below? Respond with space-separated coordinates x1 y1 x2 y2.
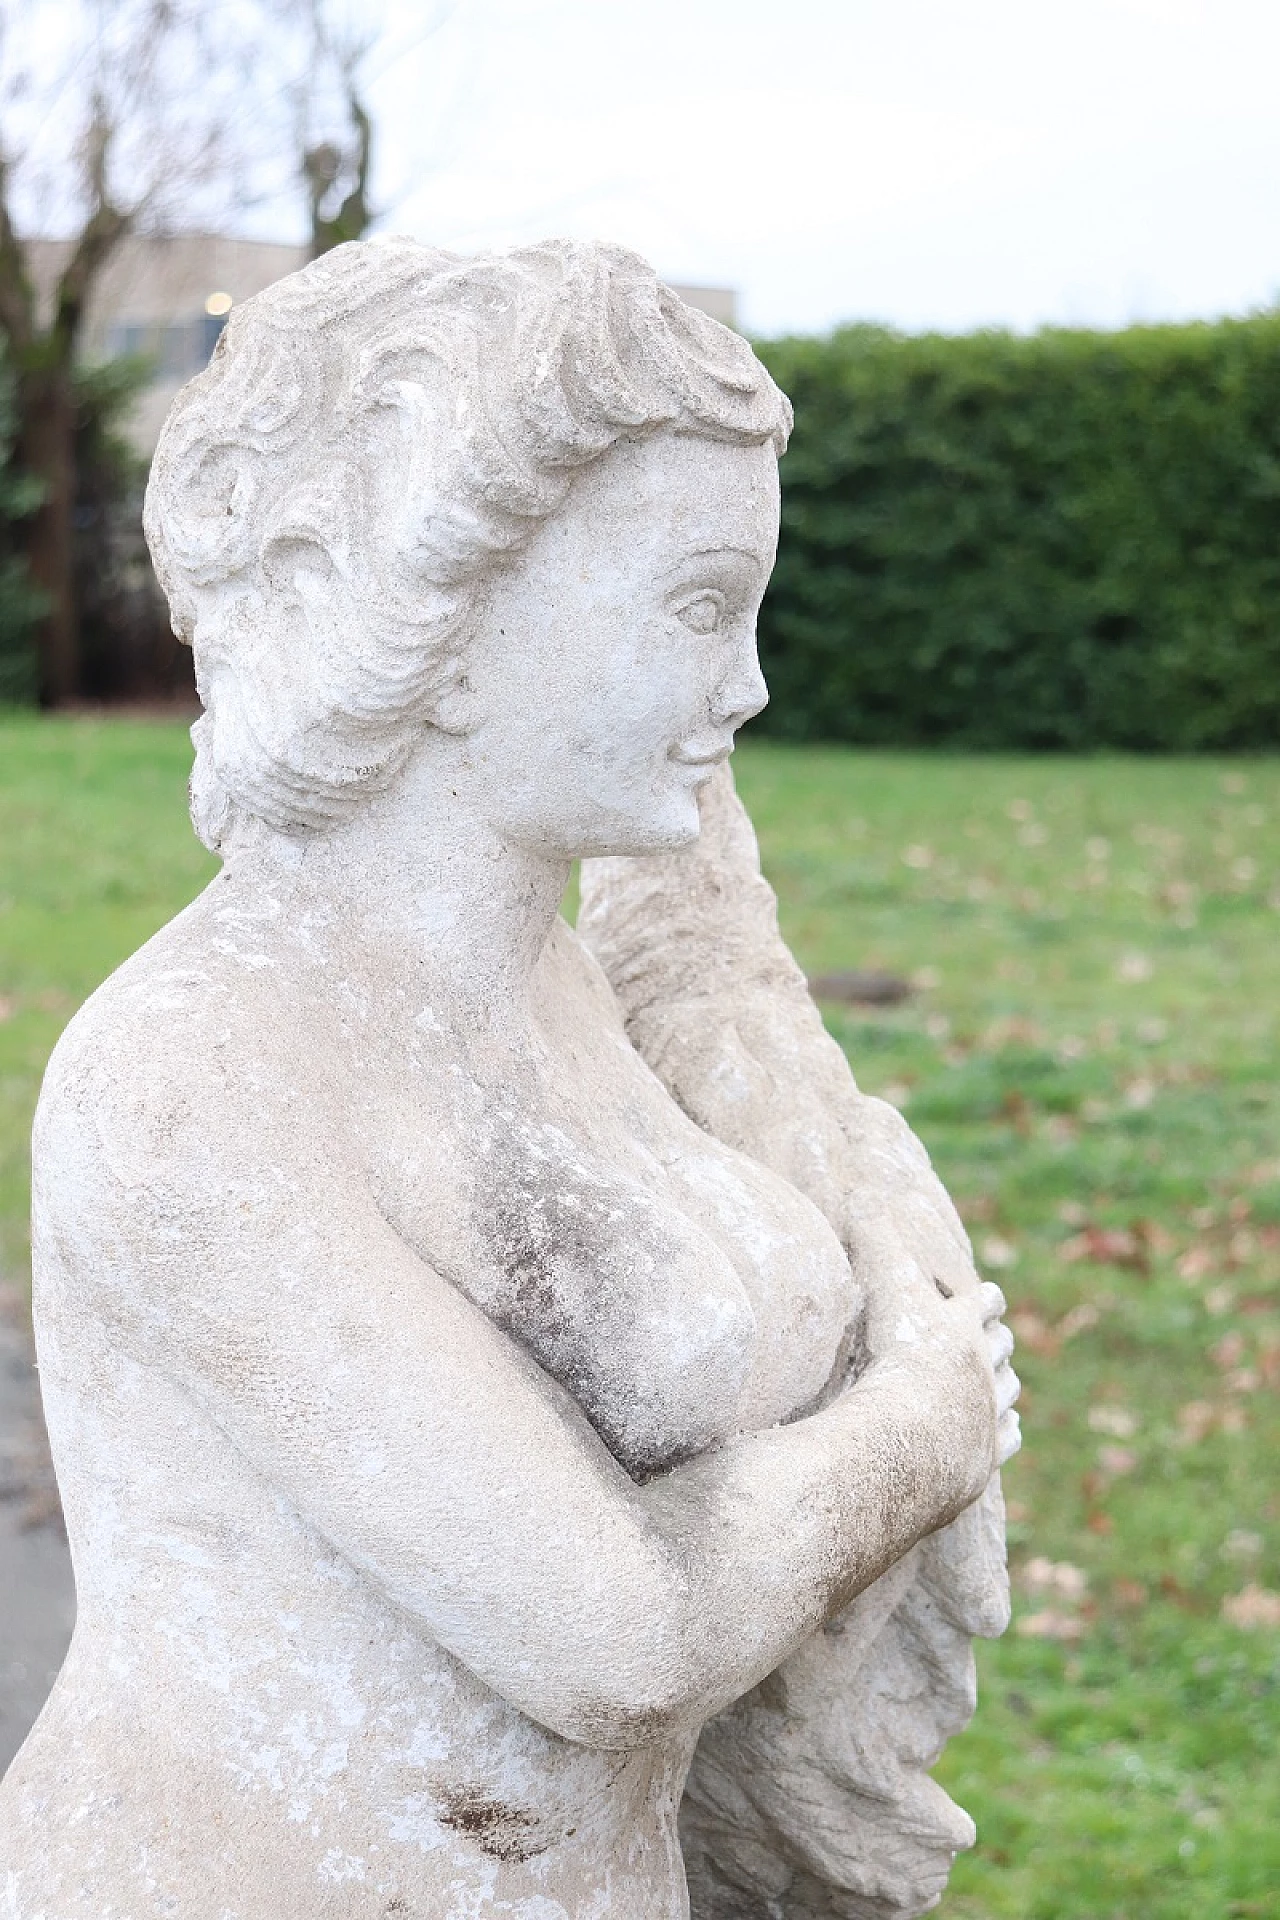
17 363 80 706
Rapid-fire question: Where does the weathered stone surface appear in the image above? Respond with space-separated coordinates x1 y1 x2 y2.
579 775 1012 1918
0 1288 74 1779
0 238 1017 1918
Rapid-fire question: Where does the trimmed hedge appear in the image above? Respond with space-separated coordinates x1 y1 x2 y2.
753 317 1280 749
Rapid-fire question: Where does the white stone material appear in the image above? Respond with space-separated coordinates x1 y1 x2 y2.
0 238 1018 1919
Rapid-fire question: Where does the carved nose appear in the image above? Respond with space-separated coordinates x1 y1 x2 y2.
713 650 769 729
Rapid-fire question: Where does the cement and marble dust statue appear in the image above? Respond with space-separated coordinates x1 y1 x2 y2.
0 239 1019 1919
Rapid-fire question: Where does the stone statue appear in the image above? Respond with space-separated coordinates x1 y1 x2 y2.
0 240 1018 1919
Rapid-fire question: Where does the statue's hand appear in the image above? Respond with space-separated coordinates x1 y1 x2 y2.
855 1230 1012 1501
980 1280 1023 1467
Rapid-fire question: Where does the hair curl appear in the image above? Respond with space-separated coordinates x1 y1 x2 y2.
143 237 792 851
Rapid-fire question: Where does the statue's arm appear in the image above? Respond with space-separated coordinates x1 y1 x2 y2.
35 1030 996 1753
578 766 1016 1915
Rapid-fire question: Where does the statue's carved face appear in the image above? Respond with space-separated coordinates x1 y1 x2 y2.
455 431 780 860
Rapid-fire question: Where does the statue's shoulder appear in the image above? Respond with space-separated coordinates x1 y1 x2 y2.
33 894 303 1222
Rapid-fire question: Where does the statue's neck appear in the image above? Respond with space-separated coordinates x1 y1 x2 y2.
217 747 570 1031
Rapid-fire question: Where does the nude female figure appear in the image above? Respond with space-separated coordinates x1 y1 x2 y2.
0 239 1018 1919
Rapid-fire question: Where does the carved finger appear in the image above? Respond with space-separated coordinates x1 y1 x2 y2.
979 1280 1007 1323
997 1409 1022 1464
996 1364 1021 1417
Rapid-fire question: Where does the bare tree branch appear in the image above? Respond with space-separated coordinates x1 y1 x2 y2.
0 0 446 698
0 150 34 351
0 0 295 700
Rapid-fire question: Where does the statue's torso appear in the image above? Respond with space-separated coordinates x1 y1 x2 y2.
2 900 858 1920
369 917 858 1476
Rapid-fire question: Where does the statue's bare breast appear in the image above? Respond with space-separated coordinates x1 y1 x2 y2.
365 919 860 1476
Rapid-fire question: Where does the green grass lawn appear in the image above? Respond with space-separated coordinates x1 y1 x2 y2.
2 715 1278 1918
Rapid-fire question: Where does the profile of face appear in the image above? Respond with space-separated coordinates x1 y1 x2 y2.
443 431 780 861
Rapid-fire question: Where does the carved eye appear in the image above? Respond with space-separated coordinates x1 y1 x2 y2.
675 591 725 635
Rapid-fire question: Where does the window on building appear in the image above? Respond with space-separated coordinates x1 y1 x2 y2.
104 314 226 382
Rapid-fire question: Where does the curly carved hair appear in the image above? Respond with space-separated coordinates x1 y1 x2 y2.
143 236 792 851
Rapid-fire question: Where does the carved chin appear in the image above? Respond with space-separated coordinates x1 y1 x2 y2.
616 792 708 857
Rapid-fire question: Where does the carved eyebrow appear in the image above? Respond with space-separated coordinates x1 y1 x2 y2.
658 545 766 586
682 544 764 563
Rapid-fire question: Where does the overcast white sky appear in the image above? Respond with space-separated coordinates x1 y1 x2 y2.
349 0 1280 337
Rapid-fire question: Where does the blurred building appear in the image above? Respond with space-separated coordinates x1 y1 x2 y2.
27 234 738 453
27 235 303 452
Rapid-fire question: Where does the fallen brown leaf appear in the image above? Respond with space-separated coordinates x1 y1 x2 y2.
1022 1557 1088 1599
1159 1574 1197 1610
1177 1244 1216 1281
1010 1309 1057 1357
1059 1225 1149 1272
1176 1401 1217 1443
1221 1586 1280 1630
1058 1302 1101 1341
1088 1405 1139 1438
1016 1609 1085 1642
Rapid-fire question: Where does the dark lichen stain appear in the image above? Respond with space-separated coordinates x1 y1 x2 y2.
485 1180 571 1341
435 1784 550 1863
753 1667 789 1713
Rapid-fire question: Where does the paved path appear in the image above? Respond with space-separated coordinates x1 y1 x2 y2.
0 1287 75 1776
